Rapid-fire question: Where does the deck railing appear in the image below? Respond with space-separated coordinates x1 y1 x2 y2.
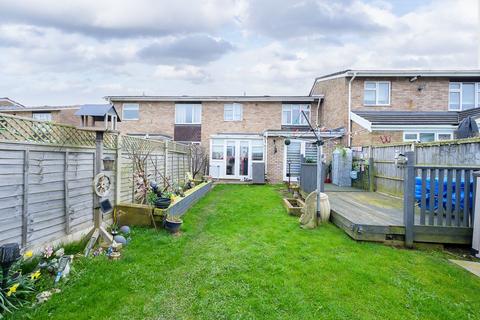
404 150 477 247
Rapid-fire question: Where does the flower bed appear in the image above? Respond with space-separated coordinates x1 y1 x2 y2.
116 181 213 227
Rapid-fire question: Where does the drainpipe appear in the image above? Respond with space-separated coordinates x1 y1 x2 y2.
315 97 321 127
347 72 357 147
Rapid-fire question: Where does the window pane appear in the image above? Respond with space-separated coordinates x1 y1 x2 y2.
419 133 435 142
377 83 390 104
185 105 193 123
462 83 475 110
283 109 291 124
212 145 223 160
364 90 376 105
292 106 300 124
224 104 233 121
193 104 201 123
123 104 139 120
365 82 376 89
438 134 452 141
301 108 310 124
234 104 242 120
404 133 418 141
32 112 52 121
449 83 460 90
175 105 184 123
252 146 263 161
449 92 460 109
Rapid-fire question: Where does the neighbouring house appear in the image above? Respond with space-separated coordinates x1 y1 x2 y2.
310 69 480 146
0 97 26 109
105 96 344 183
0 102 80 125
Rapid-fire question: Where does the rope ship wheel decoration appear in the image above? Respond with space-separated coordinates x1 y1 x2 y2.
93 173 112 197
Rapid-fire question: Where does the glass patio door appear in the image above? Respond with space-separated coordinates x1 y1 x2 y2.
225 141 236 177
239 141 249 177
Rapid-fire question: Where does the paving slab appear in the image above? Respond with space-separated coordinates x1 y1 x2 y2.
450 259 480 277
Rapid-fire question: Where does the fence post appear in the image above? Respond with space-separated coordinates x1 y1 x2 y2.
22 149 30 248
164 141 169 188
115 134 122 205
403 150 416 248
368 157 375 192
64 151 70 234
472 172 480 258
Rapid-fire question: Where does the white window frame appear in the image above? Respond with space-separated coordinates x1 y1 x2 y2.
122 103 140 121
364 81 391 106
224 103 243 121
32 112 52 121
175 104 202 124
449 82 480 111
251 140 264 162
403 132 453 142
282 104 310 126
211 140 224 161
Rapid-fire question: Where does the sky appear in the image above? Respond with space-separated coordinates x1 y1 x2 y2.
0 0 478 106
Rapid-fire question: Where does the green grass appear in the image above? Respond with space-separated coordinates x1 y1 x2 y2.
13 185 480 320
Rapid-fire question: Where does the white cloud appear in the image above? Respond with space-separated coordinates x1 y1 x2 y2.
0 0 477 105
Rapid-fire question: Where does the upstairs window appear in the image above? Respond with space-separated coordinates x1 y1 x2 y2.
449 82 479 111
175 104 202 124
282 104 310 125
32 112 52 121
364 81 390 106
224 103 243 121
122 103 139 120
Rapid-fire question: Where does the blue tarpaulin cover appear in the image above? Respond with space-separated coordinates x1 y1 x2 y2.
415 177 473 211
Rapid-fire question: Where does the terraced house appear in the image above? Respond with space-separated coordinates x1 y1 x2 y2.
310 69 480 146
2 69 480 183
105 95 343 183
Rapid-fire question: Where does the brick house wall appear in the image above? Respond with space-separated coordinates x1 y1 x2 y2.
266 136 284 183
4 109 80 126
311 76 452 148
350 77 449 112
112 102 175 137
350 122 403 146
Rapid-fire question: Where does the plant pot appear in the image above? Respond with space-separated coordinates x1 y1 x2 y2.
155 197 171 209
165 218 183 233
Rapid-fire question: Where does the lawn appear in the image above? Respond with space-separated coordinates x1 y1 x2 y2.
13 184 480 320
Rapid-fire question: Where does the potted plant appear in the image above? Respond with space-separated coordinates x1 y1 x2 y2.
146 189 158 206
155 191 172 209
164 214 182 233
110 222 120 236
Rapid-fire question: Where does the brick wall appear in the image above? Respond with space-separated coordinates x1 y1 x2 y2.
351 77 449 111
113 102 175 137
311 77 349 146
266 136 284 183
350 122 403 146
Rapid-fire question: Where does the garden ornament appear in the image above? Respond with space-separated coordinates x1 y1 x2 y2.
119 225 131 234
113 235 127 245
299 191 331 229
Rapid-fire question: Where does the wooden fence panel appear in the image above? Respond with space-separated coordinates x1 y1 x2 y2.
0 149 24 245
0 114 192 248
366 139 480 196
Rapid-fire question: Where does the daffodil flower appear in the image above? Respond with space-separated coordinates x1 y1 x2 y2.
6 283 19 297
24 251 33 258
31 270 41 280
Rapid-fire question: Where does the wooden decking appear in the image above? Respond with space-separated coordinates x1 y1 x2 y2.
326 187 472 245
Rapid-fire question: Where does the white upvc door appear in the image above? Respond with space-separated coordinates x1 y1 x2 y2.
225 140 238 178
283 139 317 182
224 140 252 179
